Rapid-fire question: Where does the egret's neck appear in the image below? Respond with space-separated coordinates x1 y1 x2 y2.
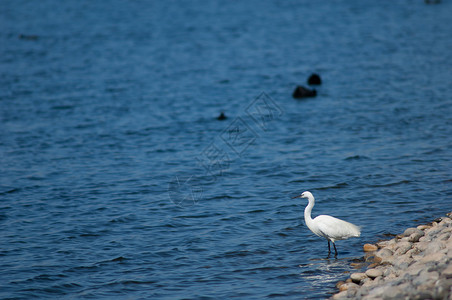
304 196 315 224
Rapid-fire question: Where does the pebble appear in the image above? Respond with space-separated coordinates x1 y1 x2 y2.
408 231 424 242
441 217 452 224
406 264 424 276
376 240 389 248
443 264 452 278
426 227 442 238
412 290 433 300
413 270 439 286
350 262 364 268
338 282 359 292
365 268 383 279
330 212 452 299
380 286 405 299
376 248 393 258
403 227 418 237
350 272 367 284
335 281 345 289
332 290 348 299
399 236 410 242
363 243 378 252
417 224 431 230
394 241 412 255
439 231 450 241
435 279 452 299
367 262 379 269
382 266 395 277
424 240 444 254
414 241 428 252
393 253 412 269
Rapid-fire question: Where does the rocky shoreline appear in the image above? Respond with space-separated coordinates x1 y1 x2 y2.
331 212 452 299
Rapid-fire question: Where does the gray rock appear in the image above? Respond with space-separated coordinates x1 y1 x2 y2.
438 231 450 241
394 241 412 255
385 276 406 287
383 266 396 277
366 268 383 279
396 282 414 295
365 254 379 263
413 270 439 286
405 248 418 258
355 286 371 298
416 284 436 300
434 278 452 299
393 253 413 270
420 251 446 264
418 235 430 243
442 263 452 278
427 265 441 273
346 286 358 297
439 217 452 225
414 241 428 252
360 277 372 285
339 282 359 292
408 230 424 243
403 227 418 237
350 272 367 284
377 248 394 258
331 290 348 299
376 240 390 248
425 227 442 238
383 239 399 252
406 263 424 276
361 278 376 288
412 290 434 300
381 255 395 265
417 224 431 231
424 240 445 255
381 286 406 300
365 285 388 298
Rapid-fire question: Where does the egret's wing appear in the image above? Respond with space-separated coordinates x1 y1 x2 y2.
315 215 361 242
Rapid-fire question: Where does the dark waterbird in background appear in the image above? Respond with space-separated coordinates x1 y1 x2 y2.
307 73 322 85
292 85 317 98
18 34 39 41
292 191 361 257
217 112 227 120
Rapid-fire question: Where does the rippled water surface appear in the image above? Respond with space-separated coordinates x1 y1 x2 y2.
1 1 452 299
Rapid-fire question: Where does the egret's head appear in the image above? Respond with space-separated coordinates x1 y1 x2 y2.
292 191 312 199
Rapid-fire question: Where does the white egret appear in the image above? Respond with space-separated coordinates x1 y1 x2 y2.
292 191 361 256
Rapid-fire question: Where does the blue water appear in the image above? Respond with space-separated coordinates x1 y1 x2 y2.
1 0 451 299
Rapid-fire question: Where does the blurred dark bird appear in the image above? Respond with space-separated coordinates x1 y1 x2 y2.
307 73 322 85
217 112 227 120
292 86 317 99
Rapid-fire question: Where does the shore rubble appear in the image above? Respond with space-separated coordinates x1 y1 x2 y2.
331 212 452 299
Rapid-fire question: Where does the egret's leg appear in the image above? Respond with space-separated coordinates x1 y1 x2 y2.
327 241 331 254
333 242 338 256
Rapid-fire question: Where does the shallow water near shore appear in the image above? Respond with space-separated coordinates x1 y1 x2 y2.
1 1 452 299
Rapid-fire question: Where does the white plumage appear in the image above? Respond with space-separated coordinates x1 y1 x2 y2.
293 191 361 256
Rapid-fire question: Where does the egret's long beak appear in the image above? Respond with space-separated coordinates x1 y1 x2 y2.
292 195 301 199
